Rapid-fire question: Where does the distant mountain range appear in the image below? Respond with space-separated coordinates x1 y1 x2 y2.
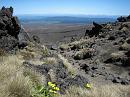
18 15 118 24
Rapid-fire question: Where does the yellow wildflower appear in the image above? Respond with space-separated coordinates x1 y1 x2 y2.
53 87 60 91
85 83 91 89
48 82 52 86
49 89 57 94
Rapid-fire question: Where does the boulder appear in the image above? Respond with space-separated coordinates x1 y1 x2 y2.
85 22 103 37
32 35 40 43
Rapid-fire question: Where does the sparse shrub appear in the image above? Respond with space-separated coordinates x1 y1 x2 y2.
74 50 84 60
74 48 95 60
111 52 125 61
0 48 6 56
20 50 35 60
42 46 49 56
121 27 129 32
70 44 84 50
120 42 130 51
59 44 70 50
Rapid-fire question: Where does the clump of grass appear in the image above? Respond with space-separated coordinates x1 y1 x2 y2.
23 68 46 85
0 55 32 97
121 27 129 32
20 50 35 60
7 71 32 97
43 57 57 65
120 42 130 51
61 84 130 97
28 59 44 66
41 45 50 56
0 55 46 97
74 48 95 60
59 44 70 50
110 51 125 61
69 38 88 46
0 48 6 56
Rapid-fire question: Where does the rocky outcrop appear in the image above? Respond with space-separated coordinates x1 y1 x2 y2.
0 7 30 52
85 22 103 37
117 15 130 22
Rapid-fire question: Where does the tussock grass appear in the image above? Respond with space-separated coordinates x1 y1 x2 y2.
43 57 57 65
23 68 46 85
28 59 44 65
111 51 125 60
59 44 70 50
120 42 130 51
7 71 32 97
61 84 130 97
0 48 6 56
0 55 45 97
69 38 88 46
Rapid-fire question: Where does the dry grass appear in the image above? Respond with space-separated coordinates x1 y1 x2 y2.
28 59 44 65
69 38 88 46
0 54 45 97
74 48 95 60
121 27 129 32
120 42 130 51
61 84 130 97
0 48 6 56
111 51 125 60
43 57 58 65
59 44 70 50
1 41 130 97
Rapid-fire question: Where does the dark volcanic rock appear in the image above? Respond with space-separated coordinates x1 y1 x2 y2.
32 35 40 43
0 7 30 52
117 16 127 22
85 22 103 37
0 35 18 51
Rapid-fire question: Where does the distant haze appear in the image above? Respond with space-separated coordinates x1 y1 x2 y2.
19 15 117 25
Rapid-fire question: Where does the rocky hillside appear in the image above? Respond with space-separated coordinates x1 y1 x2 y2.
59 15 130 85
0 7 130 97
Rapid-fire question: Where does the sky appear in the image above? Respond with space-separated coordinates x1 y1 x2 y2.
0 0 130 15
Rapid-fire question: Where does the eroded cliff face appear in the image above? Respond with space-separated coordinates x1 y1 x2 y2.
0 7 30 52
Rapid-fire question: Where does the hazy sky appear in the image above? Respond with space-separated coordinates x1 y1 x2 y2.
0 0 130 15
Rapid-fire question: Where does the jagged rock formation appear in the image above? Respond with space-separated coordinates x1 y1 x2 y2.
85 22 103 37
0 7 30 52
